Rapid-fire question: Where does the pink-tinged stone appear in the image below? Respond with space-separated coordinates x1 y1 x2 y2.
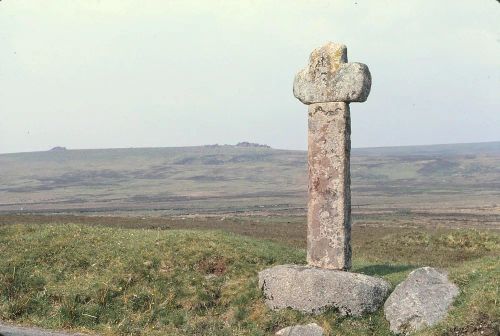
307 102 351 270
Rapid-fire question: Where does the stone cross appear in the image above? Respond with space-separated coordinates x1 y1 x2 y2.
293 42 371 270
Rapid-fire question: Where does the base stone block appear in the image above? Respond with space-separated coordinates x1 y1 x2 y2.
258 264 390 316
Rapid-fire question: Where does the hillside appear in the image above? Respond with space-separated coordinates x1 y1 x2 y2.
0 142 499 224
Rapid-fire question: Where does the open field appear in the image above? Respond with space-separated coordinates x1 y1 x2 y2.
0 221 498 336
0 142 499 227
0 142 499 335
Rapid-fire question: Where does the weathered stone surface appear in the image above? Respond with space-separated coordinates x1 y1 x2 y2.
307 102 351 270
276 323 324 336
258 264 391 316
293 42 371 104
0 322 90 336
384 267 459 334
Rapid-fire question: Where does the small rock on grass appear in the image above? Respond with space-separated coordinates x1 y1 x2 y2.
276 323 324 336
384 267 459 334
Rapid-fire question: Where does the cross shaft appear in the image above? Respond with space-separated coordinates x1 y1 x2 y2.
294 42 371 270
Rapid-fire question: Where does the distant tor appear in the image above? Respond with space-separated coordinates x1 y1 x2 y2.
49 146 67 151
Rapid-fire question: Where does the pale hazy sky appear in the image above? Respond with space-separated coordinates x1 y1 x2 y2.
1 1 499 154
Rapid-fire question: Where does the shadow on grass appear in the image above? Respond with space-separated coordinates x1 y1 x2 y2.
356 264 415 276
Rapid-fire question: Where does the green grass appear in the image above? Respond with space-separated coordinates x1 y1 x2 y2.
0 224 499 335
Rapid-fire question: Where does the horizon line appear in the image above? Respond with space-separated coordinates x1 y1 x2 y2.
1 140 499 156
